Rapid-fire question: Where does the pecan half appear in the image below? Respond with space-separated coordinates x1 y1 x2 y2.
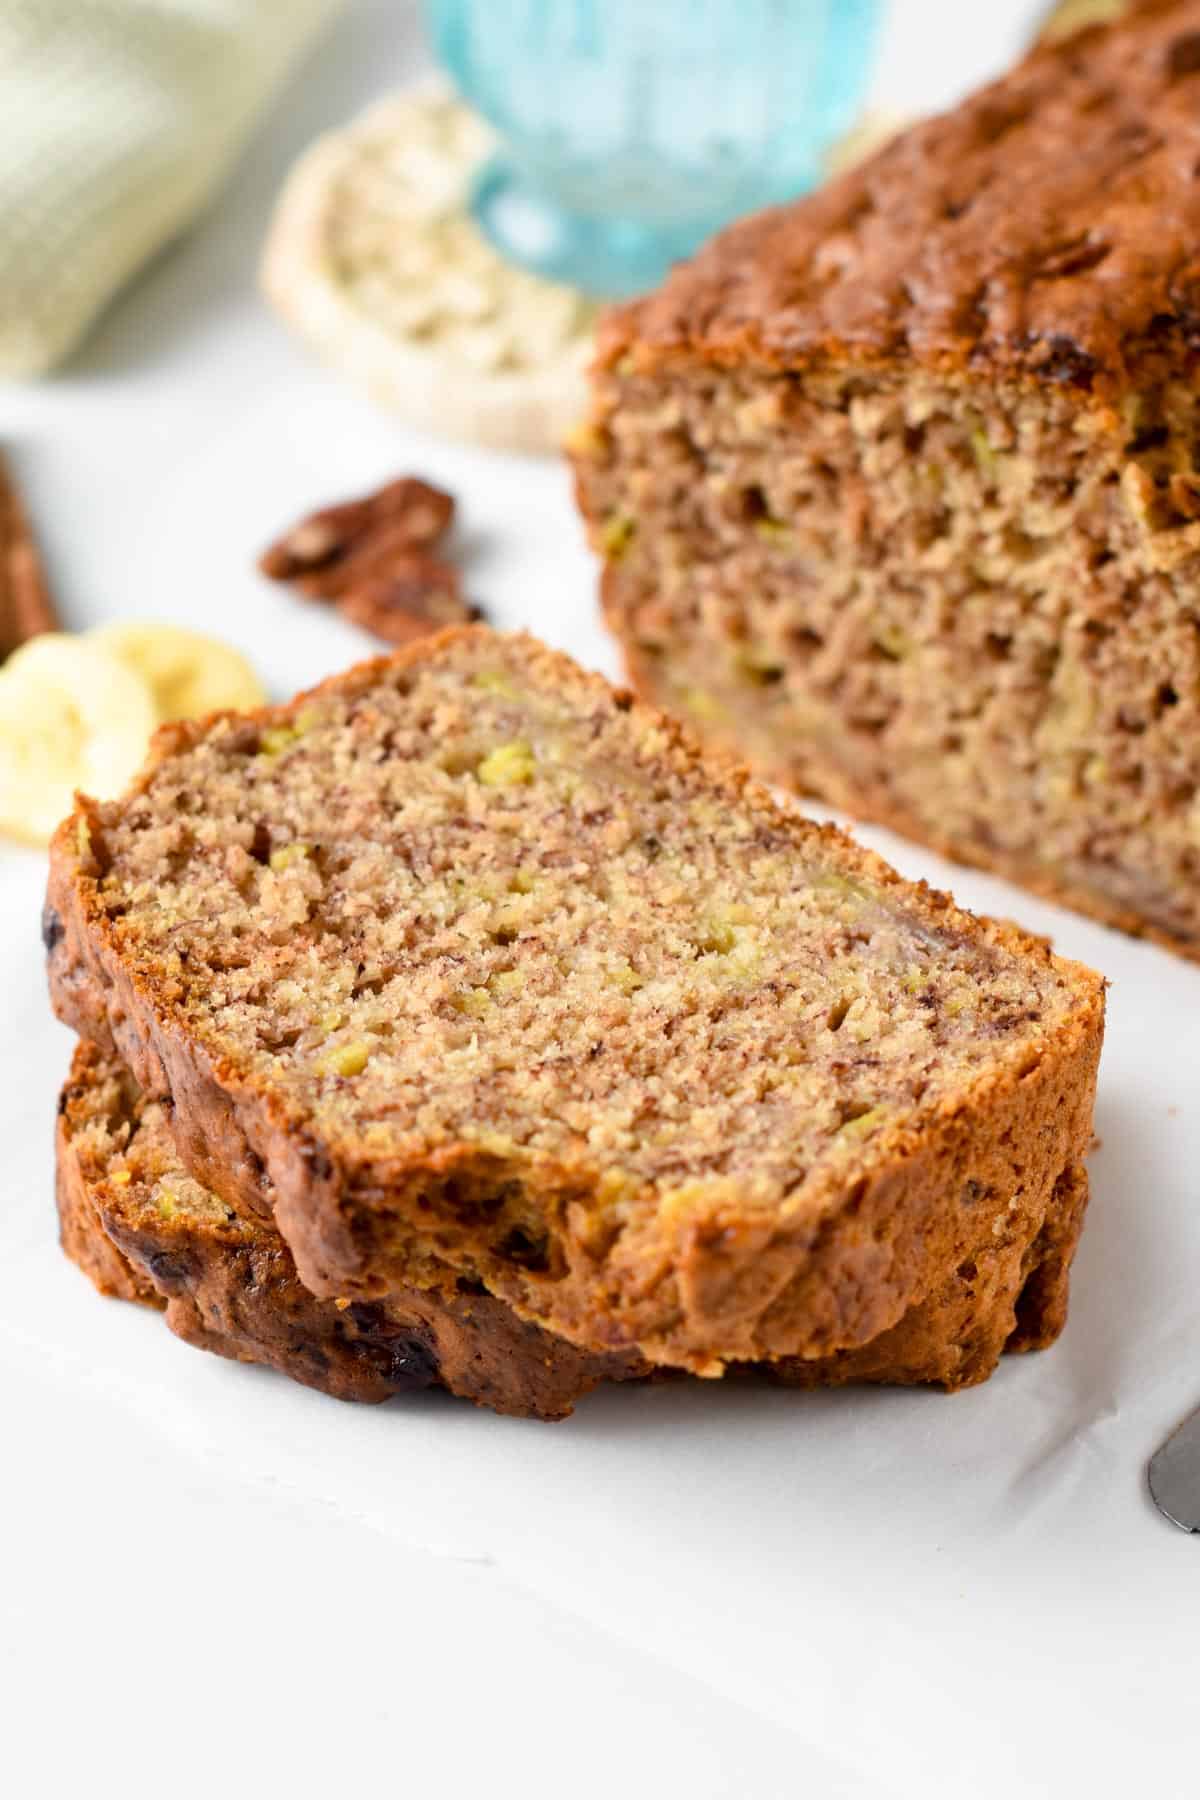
1 451 60 659
258 474 480 644
259 476 456 593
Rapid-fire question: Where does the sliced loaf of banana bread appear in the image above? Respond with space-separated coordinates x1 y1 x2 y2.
46 626 1104 1372
574 0 1200 960
57 1039 1092 1405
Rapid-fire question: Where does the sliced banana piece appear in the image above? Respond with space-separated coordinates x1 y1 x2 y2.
0 633 158 844
88 622 266 723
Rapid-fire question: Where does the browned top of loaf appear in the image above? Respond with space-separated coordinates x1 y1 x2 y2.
51 626 1102 1244
598 0 1200 394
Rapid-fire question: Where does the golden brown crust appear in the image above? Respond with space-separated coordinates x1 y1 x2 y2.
597 0 1200 398
748 1162 1092 1388
56 1116 162 1312
56 1039 1092 1401
45 627 1105 1371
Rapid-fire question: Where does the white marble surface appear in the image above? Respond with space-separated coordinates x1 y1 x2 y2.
4 5 1197 1797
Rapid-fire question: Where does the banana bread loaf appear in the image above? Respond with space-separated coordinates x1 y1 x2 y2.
574 0 1200 961
57 1038 1092 1404
45 625 1104 1372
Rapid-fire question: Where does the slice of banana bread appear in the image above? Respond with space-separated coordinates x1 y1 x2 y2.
574 0 1200 961
57 1039 1092 1403
56 1039 643 1418
45 625 1104 1372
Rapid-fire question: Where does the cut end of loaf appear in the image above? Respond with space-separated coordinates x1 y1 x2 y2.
576 0 1200 962
575 348 1200 959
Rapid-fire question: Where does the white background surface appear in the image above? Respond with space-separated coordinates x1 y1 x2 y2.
4 4 1199 1797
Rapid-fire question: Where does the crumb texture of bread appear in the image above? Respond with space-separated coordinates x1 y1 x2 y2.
46 627 1104 1369
56 1039 1093 1403
575 0 1200 961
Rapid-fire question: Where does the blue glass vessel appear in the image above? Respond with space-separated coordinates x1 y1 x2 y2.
428 0 882 298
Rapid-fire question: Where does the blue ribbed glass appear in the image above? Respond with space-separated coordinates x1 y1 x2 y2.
428 0 882 297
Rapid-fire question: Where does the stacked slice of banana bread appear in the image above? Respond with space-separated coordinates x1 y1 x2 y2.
574 0 1200 961
57 1038 1094 1408
48 627 1105 1415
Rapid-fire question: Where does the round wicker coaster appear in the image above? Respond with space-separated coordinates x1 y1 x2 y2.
260 84 599 456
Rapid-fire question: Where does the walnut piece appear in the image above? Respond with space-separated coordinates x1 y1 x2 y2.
1 451 60 659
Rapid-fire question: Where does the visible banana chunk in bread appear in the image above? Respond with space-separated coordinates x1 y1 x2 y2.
573 0 1200 962
56 1039 1093 1409
46 626 1104 1372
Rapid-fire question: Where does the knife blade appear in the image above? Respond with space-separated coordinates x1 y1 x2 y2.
1148 1403 1200 1532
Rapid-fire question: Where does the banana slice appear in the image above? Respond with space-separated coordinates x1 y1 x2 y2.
88 622 266 723
0 633 158 844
